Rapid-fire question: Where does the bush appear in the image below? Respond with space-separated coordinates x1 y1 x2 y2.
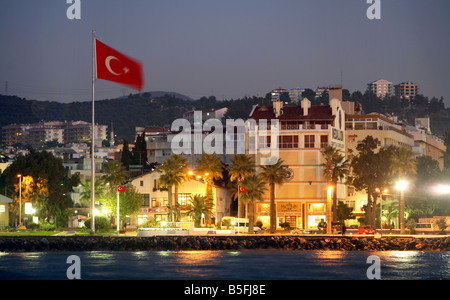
436 218 448 235
84 216 111 231
27 223 39 230
406 219 417 234
39 221 56 231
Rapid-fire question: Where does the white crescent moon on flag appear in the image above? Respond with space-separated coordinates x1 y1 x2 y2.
105 56 122 76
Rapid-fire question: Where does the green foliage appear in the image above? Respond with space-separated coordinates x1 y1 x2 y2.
183 194 214 227
406 219 417 234
435 218 448 234
84 216 111 231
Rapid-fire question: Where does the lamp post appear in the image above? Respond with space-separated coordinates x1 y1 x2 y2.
396 180 408 234
17 174 22 227
326 185 333 234
376 188 388 234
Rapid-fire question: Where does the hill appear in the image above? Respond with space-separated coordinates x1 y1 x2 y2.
0 90 449 145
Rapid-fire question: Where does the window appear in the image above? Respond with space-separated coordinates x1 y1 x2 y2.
304 135 315 148
152 198 168 208
279 135 298 149
0 205 5 213
320 135 328 148
178 193 191 206
142 194 150 207
258 135 271 149
140 180 144 187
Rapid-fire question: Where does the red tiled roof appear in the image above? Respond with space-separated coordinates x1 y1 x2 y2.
250 105 333 121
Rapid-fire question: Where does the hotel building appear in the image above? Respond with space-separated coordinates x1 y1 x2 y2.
248 86 346 230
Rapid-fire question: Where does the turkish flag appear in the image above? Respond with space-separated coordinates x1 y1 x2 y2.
96 39 144 91
117 185 126 192
238 185 247 193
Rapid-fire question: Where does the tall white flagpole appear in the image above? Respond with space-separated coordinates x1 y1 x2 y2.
90 30 96 235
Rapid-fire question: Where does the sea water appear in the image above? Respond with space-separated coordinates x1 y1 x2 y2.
0 250 449 280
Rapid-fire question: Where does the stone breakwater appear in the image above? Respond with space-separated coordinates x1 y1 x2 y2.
1 235 450 252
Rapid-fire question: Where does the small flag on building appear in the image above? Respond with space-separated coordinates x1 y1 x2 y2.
238 185 247 193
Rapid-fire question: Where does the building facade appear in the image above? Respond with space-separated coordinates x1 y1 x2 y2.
2 121 108 147
130 171 232 228
395 81 419 100
248 89 347 230
367 79 392 99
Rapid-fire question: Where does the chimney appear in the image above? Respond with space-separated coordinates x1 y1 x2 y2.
274 99 283 118
301 98 311 116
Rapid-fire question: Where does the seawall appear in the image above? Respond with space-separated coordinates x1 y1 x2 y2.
1 235 450 252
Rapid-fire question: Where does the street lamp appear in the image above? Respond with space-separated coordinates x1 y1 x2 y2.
396 180 408 234
17 174 22 227
326 185 333 234
376 188 388 232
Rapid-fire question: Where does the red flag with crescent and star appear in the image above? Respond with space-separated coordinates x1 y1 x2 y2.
117 185 127 192
95 39 143 91
238 185 247 194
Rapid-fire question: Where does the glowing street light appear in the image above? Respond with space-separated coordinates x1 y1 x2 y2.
17 174 22 227
396 180 408 234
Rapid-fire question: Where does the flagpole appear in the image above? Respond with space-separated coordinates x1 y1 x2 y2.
90 30 96 235
117 186 120 234
237 187 240 235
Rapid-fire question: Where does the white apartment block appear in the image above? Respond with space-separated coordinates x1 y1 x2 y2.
367 79 392 99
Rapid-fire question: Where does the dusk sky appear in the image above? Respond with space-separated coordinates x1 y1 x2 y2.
1 0 449 104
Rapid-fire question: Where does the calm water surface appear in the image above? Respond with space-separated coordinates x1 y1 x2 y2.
0 250 449 280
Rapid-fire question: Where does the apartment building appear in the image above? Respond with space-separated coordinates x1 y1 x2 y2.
2 121 108 147
367 79 392 99
395 82 419 99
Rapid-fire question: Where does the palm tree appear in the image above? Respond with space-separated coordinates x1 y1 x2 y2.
158 155 189 222
390 146 416 234
260 158 288 233
183 194 215 227
79 178 104 206
320 146 349 226
240 174 267 234
228 154 256 218
101 160 127 190
195 153 223 199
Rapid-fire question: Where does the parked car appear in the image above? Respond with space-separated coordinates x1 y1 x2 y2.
358 225 374 234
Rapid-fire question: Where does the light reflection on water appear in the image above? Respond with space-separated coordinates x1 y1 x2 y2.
0 250 449 280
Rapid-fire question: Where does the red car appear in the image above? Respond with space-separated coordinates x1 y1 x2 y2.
358 225 374 234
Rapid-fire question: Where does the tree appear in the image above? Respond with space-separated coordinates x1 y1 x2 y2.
195 154 223 199
240 174 267 234
101 160 127 189
158 155 189 221
260 158 288 233
336 201 355 224
183 194 215 227
132 133 148 168
79 178 104 206
350 137 391 229
228 154 256 218
321 146 349 223
390 146 417 234
120 139 132 170
102 185 143 229
1 150 78 227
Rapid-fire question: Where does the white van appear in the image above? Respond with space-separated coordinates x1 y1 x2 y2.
221 217 262 233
